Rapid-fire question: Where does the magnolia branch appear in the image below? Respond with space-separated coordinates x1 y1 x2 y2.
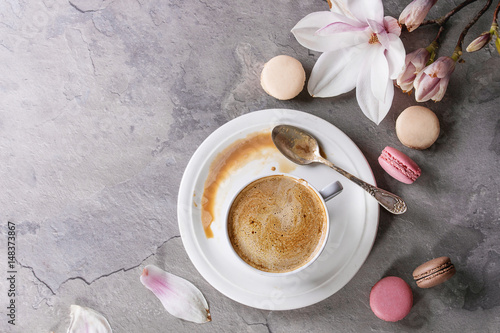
454 0 494 58
422 0 479 26
493 0 500 22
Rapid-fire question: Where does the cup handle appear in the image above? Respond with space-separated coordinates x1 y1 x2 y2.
319 181 343 202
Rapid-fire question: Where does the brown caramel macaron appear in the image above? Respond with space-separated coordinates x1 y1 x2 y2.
396 106 440 149
413 256 456 288
260 55 306 100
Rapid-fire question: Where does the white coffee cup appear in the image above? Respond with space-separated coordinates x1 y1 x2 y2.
225 173 343 276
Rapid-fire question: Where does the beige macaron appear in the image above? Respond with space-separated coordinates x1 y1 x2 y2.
260 55 306 100
396 106 440 149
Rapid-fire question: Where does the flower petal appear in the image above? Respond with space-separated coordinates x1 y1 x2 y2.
367 19 390 49
329 0 357 20
370 46 390 102
317 21 366 35
397 66 417 92
414 72 440 102
308 46 365 97
291 11 342 52
367 18 384 34
433 57 456 78
385 34 406 79
356 50 394 124
384 16 401 36
67 305 112 333
329 11 366 28
140 265 211 324
397 58 418 93
292 11 368 52
347 0 384 24
406 48 431 72
432 77 451 101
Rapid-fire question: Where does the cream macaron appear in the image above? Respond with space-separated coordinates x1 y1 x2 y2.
396 106 440 149
260 55 306 100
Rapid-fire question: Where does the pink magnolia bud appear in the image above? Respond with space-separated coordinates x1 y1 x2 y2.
397 48 432 93
413 56 456 102
399 0 438 32
466 32 493 52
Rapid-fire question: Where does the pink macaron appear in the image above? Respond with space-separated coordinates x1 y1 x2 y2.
370 276 413 322
378 146 421 184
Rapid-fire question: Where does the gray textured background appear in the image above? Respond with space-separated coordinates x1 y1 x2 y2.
1 0 499 332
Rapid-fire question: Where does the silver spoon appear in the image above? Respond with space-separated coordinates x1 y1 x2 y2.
272 125 407 214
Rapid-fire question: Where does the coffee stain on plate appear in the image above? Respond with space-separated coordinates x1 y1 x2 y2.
200 129 295 238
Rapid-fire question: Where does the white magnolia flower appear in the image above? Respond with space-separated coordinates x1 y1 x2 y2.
292 0 406 124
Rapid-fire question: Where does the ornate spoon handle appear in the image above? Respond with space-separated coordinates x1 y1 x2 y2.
319 157 407 214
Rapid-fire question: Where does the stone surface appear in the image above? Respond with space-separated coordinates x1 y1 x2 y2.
1 0 499 332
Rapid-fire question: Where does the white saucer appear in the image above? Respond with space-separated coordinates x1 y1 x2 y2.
177 109 379 310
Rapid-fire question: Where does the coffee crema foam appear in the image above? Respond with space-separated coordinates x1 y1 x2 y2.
228 175 327 273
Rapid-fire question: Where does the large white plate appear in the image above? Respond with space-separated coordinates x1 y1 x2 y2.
177 109 379 310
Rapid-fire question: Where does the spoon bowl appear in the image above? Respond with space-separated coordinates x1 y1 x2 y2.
272 125 320 164
272 125 407 215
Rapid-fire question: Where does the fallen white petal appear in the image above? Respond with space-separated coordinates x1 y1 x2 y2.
140 264 211 324
308 46 365 97
67 305 112 333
